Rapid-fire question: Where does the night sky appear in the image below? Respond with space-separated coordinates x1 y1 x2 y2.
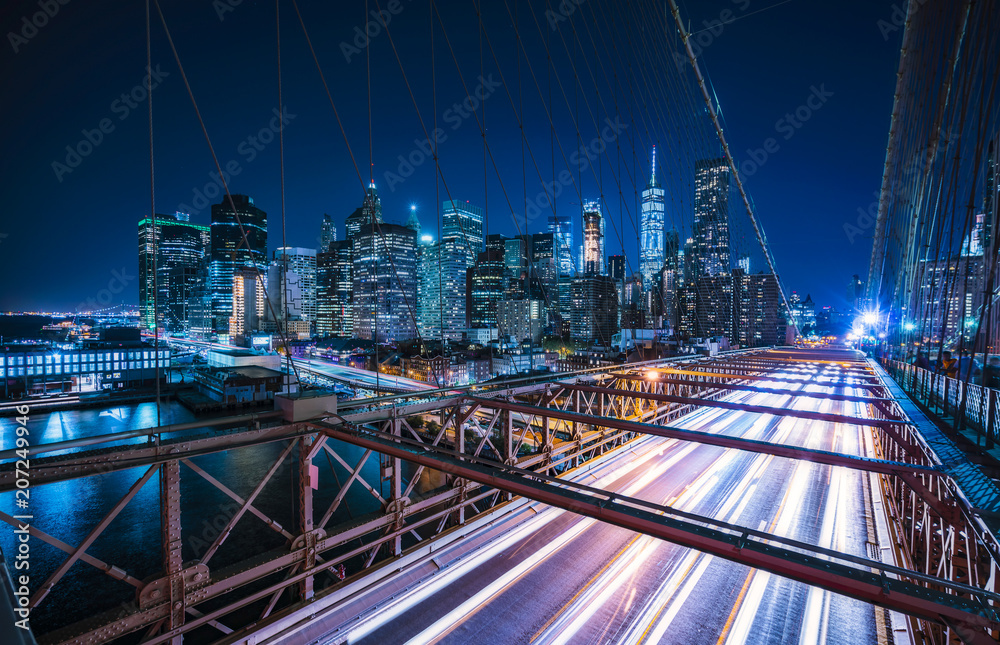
0 0 902 313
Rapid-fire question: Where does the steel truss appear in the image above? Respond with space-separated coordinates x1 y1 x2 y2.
1 348 998 644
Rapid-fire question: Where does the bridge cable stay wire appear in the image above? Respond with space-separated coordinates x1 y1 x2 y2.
903 2 972 358
648 0 779 324
149 0 301 386
277 0 296 389
593 0 718 332
146 0 161 429
588 0 748 339
665 0 798 338
596 0 737 342
598 0 741 339
899 3 991 363
630 0 781 330
289 0 442 390
935 18 1000 387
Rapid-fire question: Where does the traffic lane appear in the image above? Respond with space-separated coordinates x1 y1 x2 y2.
352 436 723 645
420 408 809 644
519 413 876 644
523 415 824 644
416 441 760 645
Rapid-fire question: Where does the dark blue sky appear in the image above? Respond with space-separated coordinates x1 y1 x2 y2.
0 0 902 312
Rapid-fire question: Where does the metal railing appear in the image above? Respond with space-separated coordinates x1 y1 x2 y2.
882 359 998 448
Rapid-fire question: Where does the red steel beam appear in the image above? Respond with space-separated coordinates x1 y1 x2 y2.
467 397 937 477
315 422 998 638
607 374 894 406
617 369 884 389
555 384 901 429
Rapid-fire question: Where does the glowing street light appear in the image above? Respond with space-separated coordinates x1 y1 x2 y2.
863 311 878 325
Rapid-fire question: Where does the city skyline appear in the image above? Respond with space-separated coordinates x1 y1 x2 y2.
0 1 903 312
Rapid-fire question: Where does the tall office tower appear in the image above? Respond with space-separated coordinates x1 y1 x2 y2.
678 284 698 338
570 274 619 346
405 206 422 239
186 255 213 339
139 212 210 332
504 237 526 275
847 274 865 313
442 199 485 262
530 233 557 308
485 233 506 255
693 157 731 278
733 269 781 347
416 200 485 342
682 236 696 284
914 255 984 346
557 275 574 329
581 200 605 275
345 182 383 241
468 249 505 330
657 228 681 329
353 222 418 342
273 247 317 324
230 267 266 341
696 274 735 339
640 146 666 290
320 213 337 251
316 240 353 337
548 212 575 276
417 237 470 342
209 195 267 335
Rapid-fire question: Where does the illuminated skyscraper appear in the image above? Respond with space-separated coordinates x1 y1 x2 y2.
693 158 730 278
209 195 267 335
272 247 317 324
230 267 266 341
640 146 666 290
139 212 210 331
442 200 484 263
581 200 605 275
418 200 485 342
548 212 575 276
353 223 418 342
320 213 336 250
468 249 505 330
571 274 618 345
317 240 353 337
345 183 383 241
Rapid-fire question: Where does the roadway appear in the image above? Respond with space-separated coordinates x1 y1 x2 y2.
288 365 887 644
156 335 433 394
